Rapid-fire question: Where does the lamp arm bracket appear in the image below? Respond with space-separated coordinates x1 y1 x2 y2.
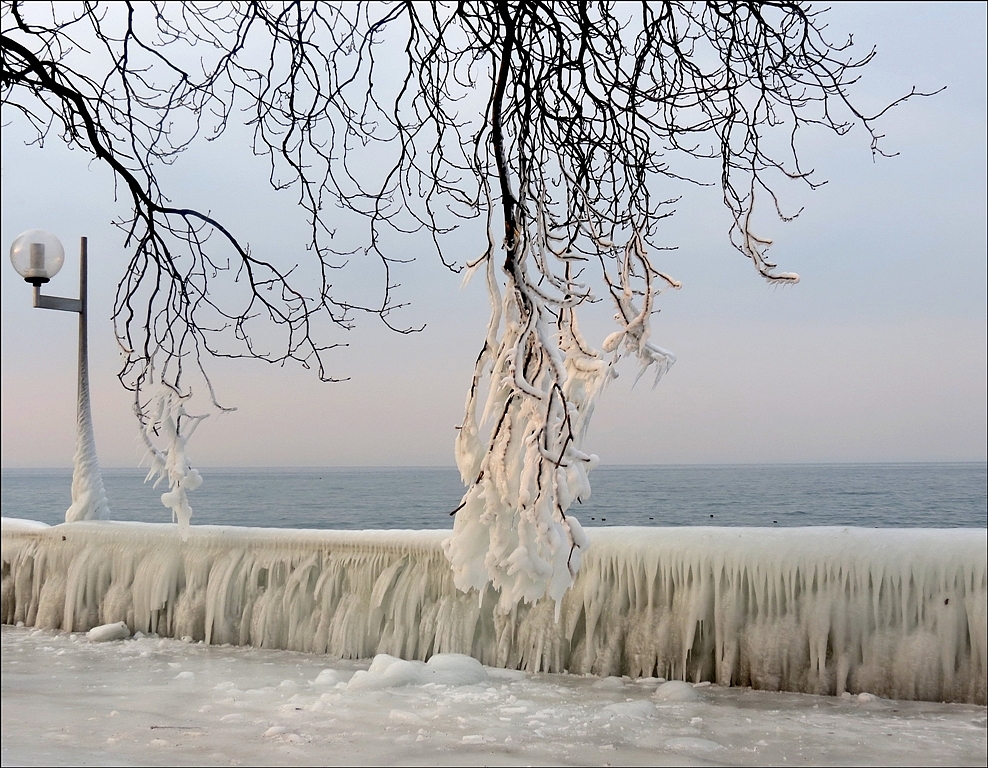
34 290 82 313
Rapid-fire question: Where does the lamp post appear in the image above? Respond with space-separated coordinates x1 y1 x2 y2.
10 230 109 522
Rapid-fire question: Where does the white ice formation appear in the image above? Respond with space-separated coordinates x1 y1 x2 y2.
445 233 678 616
139 388 207 539
3 519 984 704
64 356 109 523
346 652 488 691
86 620 131 642
444 255 599 615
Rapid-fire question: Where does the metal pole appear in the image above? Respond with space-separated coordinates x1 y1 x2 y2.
79 236 88 428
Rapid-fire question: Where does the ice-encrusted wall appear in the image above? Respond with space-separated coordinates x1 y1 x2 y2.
2 519 985 704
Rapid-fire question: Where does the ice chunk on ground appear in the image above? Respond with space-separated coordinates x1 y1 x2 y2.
86 621 130 642
858 692 880 703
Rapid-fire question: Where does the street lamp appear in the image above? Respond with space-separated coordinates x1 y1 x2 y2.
10 230 109 523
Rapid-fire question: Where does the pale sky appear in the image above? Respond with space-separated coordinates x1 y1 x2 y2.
2 2 986 468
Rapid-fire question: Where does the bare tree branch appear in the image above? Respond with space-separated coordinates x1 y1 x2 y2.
2 2 927 601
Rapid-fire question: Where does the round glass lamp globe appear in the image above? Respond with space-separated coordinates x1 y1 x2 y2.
10 229 65 285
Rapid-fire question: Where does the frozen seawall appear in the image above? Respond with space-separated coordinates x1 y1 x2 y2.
2 519 985 704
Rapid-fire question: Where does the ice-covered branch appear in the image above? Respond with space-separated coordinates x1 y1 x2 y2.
445 202 678 615
139 387 207 540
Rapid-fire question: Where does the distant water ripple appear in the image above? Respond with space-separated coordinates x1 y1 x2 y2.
2 463 985 530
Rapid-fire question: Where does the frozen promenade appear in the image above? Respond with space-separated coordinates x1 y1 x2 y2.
3 518 985 704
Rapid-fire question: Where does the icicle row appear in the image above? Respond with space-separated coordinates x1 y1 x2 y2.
4 521 984 704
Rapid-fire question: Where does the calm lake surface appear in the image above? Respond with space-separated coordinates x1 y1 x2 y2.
2 463 985 530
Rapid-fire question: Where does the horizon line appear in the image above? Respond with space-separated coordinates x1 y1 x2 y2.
3 459 986 472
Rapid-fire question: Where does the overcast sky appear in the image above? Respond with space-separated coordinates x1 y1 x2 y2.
2 2 985 469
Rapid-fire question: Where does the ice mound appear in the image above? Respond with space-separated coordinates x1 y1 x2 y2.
311 669 342 687
654 680 703 702
2 520 985 703
347 655 426 691
347 653 488 691
420 652 489 685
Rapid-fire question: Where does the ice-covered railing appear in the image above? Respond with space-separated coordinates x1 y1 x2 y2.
2 519 985 704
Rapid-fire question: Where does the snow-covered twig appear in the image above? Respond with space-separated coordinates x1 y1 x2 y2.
139 386 207 540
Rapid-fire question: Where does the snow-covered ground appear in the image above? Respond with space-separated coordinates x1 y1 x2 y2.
3 625 985 766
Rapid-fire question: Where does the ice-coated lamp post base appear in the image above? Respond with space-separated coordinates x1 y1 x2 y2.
10 232 109 522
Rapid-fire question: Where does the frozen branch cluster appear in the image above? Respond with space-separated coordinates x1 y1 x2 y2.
444 231 679 613
438 0 915 609
140 388 206 539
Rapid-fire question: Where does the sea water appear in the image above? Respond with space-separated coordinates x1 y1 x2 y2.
2 462 985 529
